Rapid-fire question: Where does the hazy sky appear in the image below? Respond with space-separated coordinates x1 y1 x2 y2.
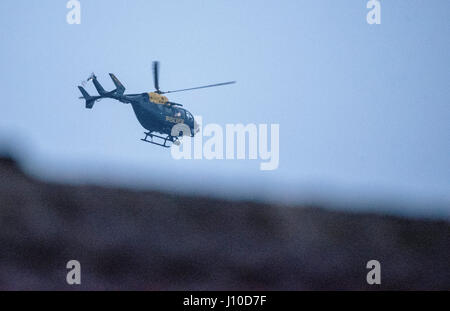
0 1 449 216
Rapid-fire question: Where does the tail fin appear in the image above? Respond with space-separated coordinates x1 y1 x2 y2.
109 73 126 95
92 76 107 95
78 86 97 109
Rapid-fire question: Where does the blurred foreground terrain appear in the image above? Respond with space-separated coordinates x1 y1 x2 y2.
0 156 449 290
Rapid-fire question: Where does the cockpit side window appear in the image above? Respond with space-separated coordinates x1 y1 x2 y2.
176 109 185 118
173 108 181 117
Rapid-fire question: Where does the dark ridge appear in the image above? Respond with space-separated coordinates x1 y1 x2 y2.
0 155 449 290
0 155 18 168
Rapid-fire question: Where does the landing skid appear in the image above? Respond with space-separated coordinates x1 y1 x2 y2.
141 132 180 148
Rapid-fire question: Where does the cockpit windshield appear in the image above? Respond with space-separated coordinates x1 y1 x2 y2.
185 110 193 121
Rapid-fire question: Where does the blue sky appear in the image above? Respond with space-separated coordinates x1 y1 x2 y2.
0 1 449 216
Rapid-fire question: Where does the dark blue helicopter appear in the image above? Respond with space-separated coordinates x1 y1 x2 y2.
78 61 235 147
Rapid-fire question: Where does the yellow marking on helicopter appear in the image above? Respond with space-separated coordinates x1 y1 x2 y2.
148 92 169 105
166 116 184 124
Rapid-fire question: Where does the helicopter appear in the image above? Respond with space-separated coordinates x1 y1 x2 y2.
78 61 235 147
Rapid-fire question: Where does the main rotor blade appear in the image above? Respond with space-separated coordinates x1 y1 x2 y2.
152 61 160 92
162 81 236 94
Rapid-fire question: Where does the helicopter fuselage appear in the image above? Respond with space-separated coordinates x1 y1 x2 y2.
101 92 197 137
